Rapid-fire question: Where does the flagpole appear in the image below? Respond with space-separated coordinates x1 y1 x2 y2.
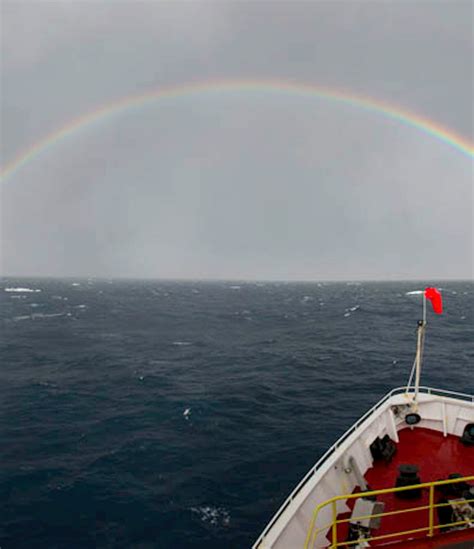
406 287 441 404
423 292 427 324
413 293 427 404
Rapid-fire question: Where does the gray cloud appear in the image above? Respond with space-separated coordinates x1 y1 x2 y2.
1 0 472 280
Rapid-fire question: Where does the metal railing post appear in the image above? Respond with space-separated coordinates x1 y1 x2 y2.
428 484 435 537
332 500 338 548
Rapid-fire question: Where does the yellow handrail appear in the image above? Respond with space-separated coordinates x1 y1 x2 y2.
304 475 474 548
428 483 435 537
334 498 474 526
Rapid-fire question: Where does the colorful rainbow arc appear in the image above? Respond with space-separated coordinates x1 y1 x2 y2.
1 79 473 182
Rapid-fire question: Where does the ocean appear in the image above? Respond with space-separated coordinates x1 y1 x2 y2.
1 279 472 548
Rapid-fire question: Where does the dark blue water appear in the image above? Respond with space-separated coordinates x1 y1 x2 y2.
1 279 472 548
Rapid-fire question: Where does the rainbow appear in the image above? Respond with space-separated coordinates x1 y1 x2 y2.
2 79 473 182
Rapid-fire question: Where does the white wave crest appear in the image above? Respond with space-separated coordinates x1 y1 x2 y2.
5 287 41 293
191 505 230 526
14 312 66 321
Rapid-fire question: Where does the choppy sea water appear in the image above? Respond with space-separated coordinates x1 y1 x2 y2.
1 279 472 548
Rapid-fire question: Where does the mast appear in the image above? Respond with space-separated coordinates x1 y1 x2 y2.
406 287 442 406
413 293 427 404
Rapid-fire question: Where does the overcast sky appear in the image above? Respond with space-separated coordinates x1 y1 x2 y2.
1 0 473 281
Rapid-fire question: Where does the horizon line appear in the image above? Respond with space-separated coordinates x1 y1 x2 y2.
1 273 472 284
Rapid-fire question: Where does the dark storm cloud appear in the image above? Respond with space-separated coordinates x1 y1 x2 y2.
1 1 472 280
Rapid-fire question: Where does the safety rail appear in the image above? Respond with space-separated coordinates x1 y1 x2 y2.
253 386 473 547
304 475 474 548
395 386 474 403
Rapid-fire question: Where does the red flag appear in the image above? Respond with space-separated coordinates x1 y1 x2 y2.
425 287 443 314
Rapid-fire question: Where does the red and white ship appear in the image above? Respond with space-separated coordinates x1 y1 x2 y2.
253 288 473 549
